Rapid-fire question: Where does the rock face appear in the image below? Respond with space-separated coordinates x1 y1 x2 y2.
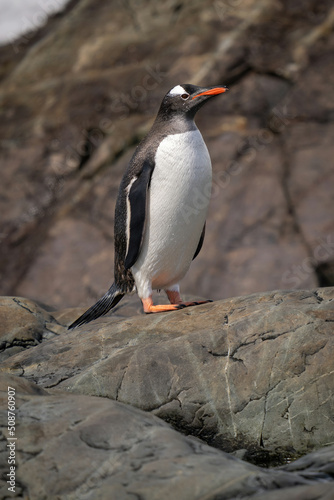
2 287 334 468
1 374 334 500
1 0 334 310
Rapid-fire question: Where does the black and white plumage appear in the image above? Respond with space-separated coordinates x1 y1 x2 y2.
69 83 227 329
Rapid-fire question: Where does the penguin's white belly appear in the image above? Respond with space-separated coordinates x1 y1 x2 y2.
132 130 212 299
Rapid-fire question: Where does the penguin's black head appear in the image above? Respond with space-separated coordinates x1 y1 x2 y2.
157 84 228 121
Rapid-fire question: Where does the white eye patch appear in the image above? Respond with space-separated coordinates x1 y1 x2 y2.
168 85 186 96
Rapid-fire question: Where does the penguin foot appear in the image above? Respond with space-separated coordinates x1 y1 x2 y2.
142 297 184 314
179 300 213 307
166 290 212 308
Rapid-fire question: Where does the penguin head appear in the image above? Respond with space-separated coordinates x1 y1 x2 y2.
157 84 228 120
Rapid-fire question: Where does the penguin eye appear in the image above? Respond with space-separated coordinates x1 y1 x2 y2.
181 93 190 100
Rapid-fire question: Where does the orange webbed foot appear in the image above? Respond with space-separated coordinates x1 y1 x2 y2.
142 296 184 314
179 299 213 307
166 290 212 308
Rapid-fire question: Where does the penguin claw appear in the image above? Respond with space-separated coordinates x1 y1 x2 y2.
179 300 213 307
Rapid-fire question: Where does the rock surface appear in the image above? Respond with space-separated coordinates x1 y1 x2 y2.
1 0 334 310
2 2 334 496
0 296 62 362
0 374 333 500
2 287 334 467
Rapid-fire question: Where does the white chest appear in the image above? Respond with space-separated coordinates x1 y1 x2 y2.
132 129 212 297
152 129 212 212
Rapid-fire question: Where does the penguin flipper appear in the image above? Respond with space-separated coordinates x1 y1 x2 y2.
193 223 206 260
124 158 155 270
68 283 124 329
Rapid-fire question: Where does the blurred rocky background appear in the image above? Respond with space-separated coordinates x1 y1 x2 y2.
0 0 334 310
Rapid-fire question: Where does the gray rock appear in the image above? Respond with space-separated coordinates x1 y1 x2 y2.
2 287 334 465
0 374 333 500
249 483 334 500
281 445 334 478
0 297 63 362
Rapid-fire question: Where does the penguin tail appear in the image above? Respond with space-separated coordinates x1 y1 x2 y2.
68 283 125 330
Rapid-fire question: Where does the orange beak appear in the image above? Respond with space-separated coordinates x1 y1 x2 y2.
192 87 228 99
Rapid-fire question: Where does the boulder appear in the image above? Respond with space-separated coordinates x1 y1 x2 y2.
0 374 333 500
0 296 62 362
2 287 334 465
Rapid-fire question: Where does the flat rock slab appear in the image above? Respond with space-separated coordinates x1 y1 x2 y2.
2 287 334 464
0 375 333 500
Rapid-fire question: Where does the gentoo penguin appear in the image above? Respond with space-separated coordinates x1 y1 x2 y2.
69 83 227 329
